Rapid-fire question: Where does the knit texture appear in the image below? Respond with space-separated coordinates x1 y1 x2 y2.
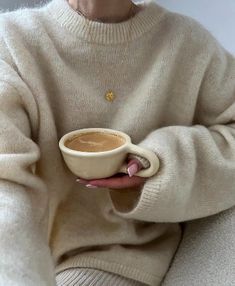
56 268 147 286
162 206 235 286
0 0 235 285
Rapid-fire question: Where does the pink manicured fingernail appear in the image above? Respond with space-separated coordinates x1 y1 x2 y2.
86 184 98 188
127 163 138 177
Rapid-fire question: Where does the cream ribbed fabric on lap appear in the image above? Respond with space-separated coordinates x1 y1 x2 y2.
56 268 148 286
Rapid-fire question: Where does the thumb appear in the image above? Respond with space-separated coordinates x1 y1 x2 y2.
127 159 143 177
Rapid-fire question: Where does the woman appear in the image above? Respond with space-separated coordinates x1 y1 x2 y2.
0 0 234 285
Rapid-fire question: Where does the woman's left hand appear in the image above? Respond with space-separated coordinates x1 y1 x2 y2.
76 158 147 191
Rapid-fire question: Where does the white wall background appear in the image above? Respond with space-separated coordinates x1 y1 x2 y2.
0 0 47 11
0 0 235 55
155 0 235 55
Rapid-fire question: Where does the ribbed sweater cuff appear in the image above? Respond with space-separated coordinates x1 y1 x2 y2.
108 137 162 221
109 177 161 220
56 267 145 286
55 255 161 286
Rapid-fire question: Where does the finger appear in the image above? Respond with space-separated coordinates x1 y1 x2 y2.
76 159 144 184
127 162 139 177
88 175 146 189
127 159 144 177
76 178 89 184
127 158 144 169
76 173 125 184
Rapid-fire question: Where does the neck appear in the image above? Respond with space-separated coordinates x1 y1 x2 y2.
68 0 138 23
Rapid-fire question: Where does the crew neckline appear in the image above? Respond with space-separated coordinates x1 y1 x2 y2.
45 0 166 44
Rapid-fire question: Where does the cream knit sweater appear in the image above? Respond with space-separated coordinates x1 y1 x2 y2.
0 0 235 285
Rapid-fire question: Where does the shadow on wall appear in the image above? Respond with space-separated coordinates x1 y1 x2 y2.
0 0 49 11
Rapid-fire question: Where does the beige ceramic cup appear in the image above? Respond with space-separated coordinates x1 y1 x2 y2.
59 128 160 180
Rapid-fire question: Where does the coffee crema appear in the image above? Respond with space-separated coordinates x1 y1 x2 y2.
65 132 126 152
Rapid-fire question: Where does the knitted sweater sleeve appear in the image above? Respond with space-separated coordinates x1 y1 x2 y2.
109 29 235 223
0 59 55 284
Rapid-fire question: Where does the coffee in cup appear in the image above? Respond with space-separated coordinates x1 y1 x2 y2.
59 128 160 180
65 132 126 152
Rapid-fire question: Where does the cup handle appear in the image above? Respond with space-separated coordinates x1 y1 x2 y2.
118 143 160 177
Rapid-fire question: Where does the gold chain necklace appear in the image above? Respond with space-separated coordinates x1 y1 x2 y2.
75 2 142 103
